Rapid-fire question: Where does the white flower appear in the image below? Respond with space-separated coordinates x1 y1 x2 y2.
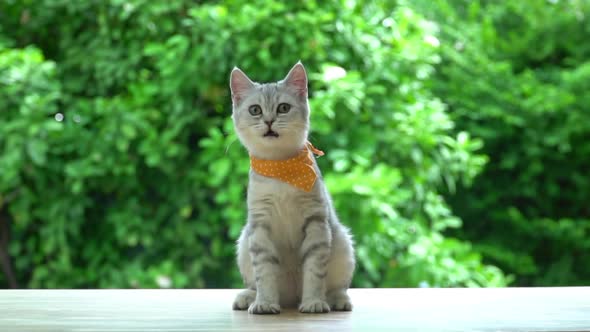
156 275 172 288
424 35 440 47
323 66 347 81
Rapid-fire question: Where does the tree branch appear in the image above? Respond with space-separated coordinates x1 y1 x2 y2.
0 210 18 289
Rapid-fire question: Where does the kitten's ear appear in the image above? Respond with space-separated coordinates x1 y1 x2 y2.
230 67 255 105
283 61 308 97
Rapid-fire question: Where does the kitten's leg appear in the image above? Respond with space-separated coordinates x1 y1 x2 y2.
299 214 331 313
247 219 281 314
325 224 355 311
233 228 257 310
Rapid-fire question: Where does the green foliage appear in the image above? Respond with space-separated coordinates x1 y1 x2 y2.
0 0 510 289
419 0 590 285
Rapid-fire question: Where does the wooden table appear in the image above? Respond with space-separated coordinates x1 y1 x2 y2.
1 288 589 331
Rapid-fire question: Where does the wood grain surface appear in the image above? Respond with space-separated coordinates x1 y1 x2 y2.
0 288 588 332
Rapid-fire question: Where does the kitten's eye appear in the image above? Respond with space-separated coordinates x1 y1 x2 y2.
277 103 291 114
248 105 262 116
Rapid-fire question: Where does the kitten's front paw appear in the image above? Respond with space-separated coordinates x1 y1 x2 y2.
328 292 353 311
299 299 330 313
248 301 281 315
330 298 352 311
232 289 256 310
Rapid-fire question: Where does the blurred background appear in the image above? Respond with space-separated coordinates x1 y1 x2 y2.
0 0 589 289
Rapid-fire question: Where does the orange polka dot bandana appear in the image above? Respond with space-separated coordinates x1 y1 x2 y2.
250 142 325 192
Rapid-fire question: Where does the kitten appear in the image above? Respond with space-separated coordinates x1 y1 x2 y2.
229 62 355 314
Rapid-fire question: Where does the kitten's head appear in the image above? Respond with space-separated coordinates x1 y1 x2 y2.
230 62 310 160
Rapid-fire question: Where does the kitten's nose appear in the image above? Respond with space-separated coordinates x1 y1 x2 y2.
264 120 275 127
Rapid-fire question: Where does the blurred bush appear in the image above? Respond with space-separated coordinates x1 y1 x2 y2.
0 0 518 288
417 0 590 285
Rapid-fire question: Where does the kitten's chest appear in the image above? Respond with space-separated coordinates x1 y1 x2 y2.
269 186 306 246
249 175 313 247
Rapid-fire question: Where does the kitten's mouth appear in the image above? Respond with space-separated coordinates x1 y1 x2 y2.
263 130 279 138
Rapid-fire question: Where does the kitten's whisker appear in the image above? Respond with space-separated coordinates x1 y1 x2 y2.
225 137 238 155
277 123 307 129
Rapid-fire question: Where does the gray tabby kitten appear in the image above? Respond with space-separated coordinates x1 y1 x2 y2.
229 62 355 314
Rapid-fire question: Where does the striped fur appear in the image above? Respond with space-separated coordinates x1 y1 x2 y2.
230 63 355 314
